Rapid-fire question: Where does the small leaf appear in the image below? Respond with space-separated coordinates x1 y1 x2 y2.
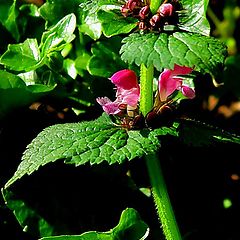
78 8 102 40
39 208 149 240
2 188 54 237
120 32 227 75
39 0 82 25
40 13 76 56
178 0 210 36
98 9 138 37
0 38 41 72
0 70 55 119
0 70 26 89
87 37 127 77
4 114 178 188
0 0 20 40
78 0 121 40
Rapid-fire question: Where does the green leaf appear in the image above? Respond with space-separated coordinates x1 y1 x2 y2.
0 0 20 41
178 119 240 146
78 0 120 40
0 70 55 119
120 32 227 75
40 13 76 56
26 84 56 93
0 70 33 118
39 0 82 25
97 9 138 37
222 55 240 97
87 37 127 77
0 70 26 89
178 0 210 36
2 188 54 237
39 208 149 240
0 38 42 71
78 0 103 40
4 114 178 188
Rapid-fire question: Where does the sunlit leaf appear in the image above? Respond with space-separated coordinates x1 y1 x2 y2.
4 114 178 188
0 38 41 71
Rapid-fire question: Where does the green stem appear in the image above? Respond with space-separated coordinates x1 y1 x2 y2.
207 7 221 30
140 64 182 240
140 64 154 116
145 153 182 240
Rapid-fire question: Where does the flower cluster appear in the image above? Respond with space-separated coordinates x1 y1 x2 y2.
121 0 179 32
96 69 140 115
97 65 195 121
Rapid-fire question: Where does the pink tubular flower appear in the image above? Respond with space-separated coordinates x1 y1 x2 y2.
96 69 140 115
159 64 195 101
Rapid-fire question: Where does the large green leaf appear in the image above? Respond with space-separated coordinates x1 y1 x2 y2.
178 0 210 36
120 32 227 75
4 114 178 188
39 208 149 240
0 38 41 71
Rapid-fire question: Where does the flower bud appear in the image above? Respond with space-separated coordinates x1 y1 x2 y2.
139 21 147 30
121 5 129 17
149 13 161 27
127 0 139 11
139 5 150 20
158 3 173 17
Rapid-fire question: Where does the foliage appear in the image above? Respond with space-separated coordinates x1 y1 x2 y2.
1 0 240 240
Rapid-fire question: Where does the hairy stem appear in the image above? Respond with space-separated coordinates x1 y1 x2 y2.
140 64 182 240
140 64 154 116
146 153 182 240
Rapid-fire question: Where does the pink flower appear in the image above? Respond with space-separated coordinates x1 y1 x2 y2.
96 69 140 115
159 64 195 101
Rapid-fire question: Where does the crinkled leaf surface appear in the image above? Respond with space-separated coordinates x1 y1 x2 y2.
120 32 227 75
39 208 149 240
178 0 210 36
4 114 178 188
0 38 41 71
